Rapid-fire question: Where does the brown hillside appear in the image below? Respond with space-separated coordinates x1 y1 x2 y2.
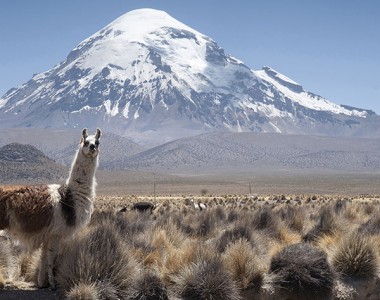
0 143 67 183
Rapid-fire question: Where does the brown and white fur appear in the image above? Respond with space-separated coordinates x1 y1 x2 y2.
0 128 101 288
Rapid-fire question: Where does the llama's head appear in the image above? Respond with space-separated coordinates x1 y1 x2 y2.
80 128 101 158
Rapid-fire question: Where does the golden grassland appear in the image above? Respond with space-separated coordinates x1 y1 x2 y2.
2 191 380 299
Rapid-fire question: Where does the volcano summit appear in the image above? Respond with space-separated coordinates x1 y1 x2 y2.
0 8 378 145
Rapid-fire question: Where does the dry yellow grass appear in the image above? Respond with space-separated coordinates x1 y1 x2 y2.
1 193 380 299
222 239 266 291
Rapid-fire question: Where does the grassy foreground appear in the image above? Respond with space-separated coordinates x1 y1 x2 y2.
2 194 380 299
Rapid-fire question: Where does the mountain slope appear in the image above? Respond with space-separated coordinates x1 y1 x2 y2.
0 8 378 146
0 143 67 183
108 132 380 173
0 128 145 168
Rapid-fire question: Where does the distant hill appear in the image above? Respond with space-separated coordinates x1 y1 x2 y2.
107 132 380 174
0 128 145 169
47 131 145 169
0 143 67 183
1 130 379 177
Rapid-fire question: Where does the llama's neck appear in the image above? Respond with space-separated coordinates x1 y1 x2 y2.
66 150 98 198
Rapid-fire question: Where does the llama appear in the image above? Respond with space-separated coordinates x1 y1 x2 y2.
132 201 156 213
190 198 207 211
0 128 101 288
190 198 199 210
119 202 156 213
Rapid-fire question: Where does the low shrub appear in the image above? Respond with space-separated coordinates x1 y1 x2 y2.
57 224 140 299
269 243 334 300
332 232 378 280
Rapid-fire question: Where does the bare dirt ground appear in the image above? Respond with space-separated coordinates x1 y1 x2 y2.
96 170 380 196
0 282 61 299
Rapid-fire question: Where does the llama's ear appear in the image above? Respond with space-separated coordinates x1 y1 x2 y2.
82 128 88 140
95 128 101 140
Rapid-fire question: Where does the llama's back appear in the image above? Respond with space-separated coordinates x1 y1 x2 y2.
0 185 54 233
0 187 10 229
0 186 25 229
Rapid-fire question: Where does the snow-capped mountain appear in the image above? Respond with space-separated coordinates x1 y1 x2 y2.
0 8 378 145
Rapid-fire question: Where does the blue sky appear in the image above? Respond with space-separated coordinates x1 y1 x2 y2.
1 0 379 113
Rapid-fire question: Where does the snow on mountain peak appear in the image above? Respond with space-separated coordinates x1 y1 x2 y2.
65 8 220 93
255 66 367 118
106 8 201 40
74 8 206 55
0 8 377 143
260 66 300 86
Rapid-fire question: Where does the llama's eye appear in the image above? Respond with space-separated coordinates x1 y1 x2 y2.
95 141 100 146
84 141 89 147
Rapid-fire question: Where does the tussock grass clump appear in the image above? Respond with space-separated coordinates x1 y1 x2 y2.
91 210 151 241
57 224 140 299
362 202 378 216
151 218 187 249
358 212 380 236
303 206 340 242
6 194 380 298
159 241 216 285
19 250 41 283
129 271 169 300
278 205 305 232
193 210 217 237
332 232 378 280
172 256 241 300
0 235 14 286
269 242 334 300
251 207 281 239
333 199 348 215
222 239 266 292
178 207 226 238
0 273 4 289
278 226 302 246
212 205 227 222
227 209 240 223
216 222 252 253
252 207 278 231
66 282 99 300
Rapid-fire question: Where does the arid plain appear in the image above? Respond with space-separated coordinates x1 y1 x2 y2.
2 167 380 299
1 130 380 299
